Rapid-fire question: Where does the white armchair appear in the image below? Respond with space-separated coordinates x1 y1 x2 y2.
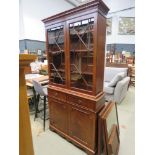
104 67 130 104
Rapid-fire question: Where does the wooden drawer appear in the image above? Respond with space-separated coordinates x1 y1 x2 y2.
68 95 95 110
48 89 66 102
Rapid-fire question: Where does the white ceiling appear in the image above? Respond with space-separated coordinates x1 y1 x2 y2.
65 0 135 12
103 0 135 12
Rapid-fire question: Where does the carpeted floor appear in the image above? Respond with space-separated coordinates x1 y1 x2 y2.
30 86 135 155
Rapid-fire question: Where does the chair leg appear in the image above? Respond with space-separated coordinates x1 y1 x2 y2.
32 87 36 111
34 94 40 121
43 96 46 131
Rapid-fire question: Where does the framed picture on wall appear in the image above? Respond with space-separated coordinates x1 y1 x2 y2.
118 17 135 35
106 18 112 35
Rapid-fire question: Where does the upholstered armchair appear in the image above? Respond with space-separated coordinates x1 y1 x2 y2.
104 67 130 104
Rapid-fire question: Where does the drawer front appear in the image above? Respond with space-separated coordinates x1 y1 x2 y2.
48 89 66 102
68 95 95 110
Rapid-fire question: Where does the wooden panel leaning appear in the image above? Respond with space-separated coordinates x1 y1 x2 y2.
108 124 120 155
98 101 120 155
19 54 36 155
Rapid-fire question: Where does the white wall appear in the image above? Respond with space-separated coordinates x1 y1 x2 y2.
103 0 134 13
106 8 135 44
19 0 74 41
19 0 25 40
104 0 135 44
19 0 135 44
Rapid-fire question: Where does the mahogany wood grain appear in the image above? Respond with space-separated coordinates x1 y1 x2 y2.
108 125 120 155
96 13 107 95
42 0 109 154
19 54 36 155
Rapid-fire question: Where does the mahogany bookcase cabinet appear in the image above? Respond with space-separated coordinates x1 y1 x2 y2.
42 0 109 154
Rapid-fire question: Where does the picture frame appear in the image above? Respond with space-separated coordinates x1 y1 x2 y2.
118 17 135 35
106 18 112 35
98 101 120 155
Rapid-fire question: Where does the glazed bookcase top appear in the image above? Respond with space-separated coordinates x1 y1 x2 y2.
42 0 109 95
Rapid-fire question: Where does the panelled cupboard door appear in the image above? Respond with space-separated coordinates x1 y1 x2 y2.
49 98 68 133
67 13 97 94
47 22 67 87
69 104 96 149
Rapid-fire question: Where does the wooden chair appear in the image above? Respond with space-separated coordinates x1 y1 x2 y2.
130 66 135 87
126 56 135 65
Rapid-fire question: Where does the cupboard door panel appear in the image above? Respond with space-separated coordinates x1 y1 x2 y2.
69 105 95 149
50 99 68 133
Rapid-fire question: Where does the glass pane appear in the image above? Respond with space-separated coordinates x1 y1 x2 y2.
69 18 94 91
47 25 65 85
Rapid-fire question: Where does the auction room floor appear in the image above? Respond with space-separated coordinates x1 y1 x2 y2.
30 86 135 155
